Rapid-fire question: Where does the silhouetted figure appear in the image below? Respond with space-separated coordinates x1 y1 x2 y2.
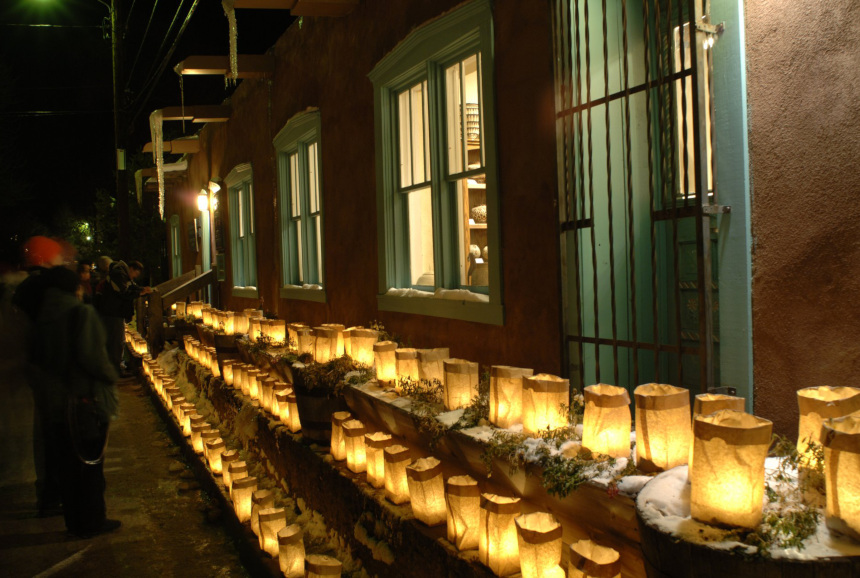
95 260 152 376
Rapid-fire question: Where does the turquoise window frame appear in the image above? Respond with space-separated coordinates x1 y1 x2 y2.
369 0 503 325
225 163 258 299
274 110 326 303
169 214 182 278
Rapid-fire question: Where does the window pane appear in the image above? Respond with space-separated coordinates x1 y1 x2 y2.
248 184 255 235
296 220 303 284
457 174 489 288
314 214 322 284
398 89 413 188
398 82 429 189
308 142 320 214
446 54 483 175
407 186 435 286
238 188 245 238
290 153 301 217
410 83 427 184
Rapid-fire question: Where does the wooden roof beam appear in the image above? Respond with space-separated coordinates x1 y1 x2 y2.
291 0 358 17
143 138 200 154
174 55 275 79
158 105 231 123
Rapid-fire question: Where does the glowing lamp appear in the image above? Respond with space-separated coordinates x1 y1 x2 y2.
395 348 420 387
445 475 481 551
320 323 345 356
384 445 412 504
226 460 248 497
690 409 773 529
271 383 287 416
515 512 564 578
634 383 691 472
418 348 450 384
278 524 305 578
373 341 398 386
286 392 301 432
797 386 860 465
365 432 393 488
222 359 236 386
582 384 631 458
232 364 246 391
170 395 186 420
276 388 292 425
313 327 339 363
568 540 621 578
231 476 258 523
256 507 286 558
233 312 250 335
269 319 287 345
823 412 860 539
305 555 342 577
693 393 745 420
249 318 262 343
348 328 378 366
522 374 570 436
205 437 226 474
288 323 308 351
250 489 275 537
489 366 533 429
221 450 239 486
208 348 220 377
442 359 479 410
406 457 446 527
478 493 521 577
342 420 367 473
330 411 352 461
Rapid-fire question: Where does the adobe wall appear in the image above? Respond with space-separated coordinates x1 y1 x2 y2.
746 0 860 436
185 0 563 375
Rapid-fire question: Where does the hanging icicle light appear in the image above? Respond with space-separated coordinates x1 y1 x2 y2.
278 524 305 578
691 409 773 529
522 374 570 436
479 493 521 577
384 445 412 504
148 109 165 218
342 420 367 474
443 359 479 410
365 432 393 489
406 457 446 527
515 512 564 578
634 383 692 472
489 366 533 429
568 540 621 578
330 411 352 461
582 384 631 458
445 475 481 551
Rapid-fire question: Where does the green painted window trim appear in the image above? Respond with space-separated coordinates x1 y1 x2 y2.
169 214 182 278
225 162 258 294
273 109 326 303
369 0 503 326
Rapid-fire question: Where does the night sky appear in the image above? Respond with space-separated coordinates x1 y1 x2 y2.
0 0 292 264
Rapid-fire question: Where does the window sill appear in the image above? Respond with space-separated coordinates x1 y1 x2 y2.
279 285 327 303
377 292 503 325
232 286 259 299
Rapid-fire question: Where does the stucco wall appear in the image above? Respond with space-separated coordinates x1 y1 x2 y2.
747 0 860 436
182 0 562 374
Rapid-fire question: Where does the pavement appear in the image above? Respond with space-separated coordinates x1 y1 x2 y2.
0 361 251 577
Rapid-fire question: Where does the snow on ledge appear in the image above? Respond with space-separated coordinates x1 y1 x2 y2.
284 283 323 291
385 287 489 303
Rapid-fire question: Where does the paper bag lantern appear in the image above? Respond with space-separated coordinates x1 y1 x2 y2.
249 318 263 343
365 432 393 489
222 359 236 386
258 507 287 557
797 386 860 465
515 512 564 578
251 489 275 537
205 437 226 474
268 319 287 345
187 414 206 439
479 493 521 576
171 395 187 420
276 389 292 425
418 348 450 384
384 445 412 504
226 460 248 496
374 341 398 386
823 412 860 539
221 450 239 485
231 364 245 391
523 374 569 436
348 328 378 366
288 322 308 351
406 457 446 526
260 377 276 413
342 420 367 473
190 422 209 454
691 410 773 529
443 359 479 410
180 404 196 436
200 429 220 460
582 384 631 458
330 411 352 461
634 383 691 472
313 327 339 363
446 475 481 551
693 393 745 419
286 392 301 432
305 555 342 577
250 371 268 400
175 302 187 316
489 366 534 429
296 327 315 356
568 540 621 578
320 323 345 357
243 368 260 397
278 524 305 578
395 348 421 387
232 476 258 523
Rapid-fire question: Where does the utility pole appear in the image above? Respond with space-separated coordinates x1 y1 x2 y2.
110 0 130 259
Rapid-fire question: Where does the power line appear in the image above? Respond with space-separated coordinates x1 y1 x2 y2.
138 0 188 96
0 23 102 29
0 110 111 117
125 0 161 91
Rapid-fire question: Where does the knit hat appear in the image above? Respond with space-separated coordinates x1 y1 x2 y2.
22 236 63 268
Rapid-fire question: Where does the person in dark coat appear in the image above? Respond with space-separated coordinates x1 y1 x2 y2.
33 266 121 537
95 260 152 376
